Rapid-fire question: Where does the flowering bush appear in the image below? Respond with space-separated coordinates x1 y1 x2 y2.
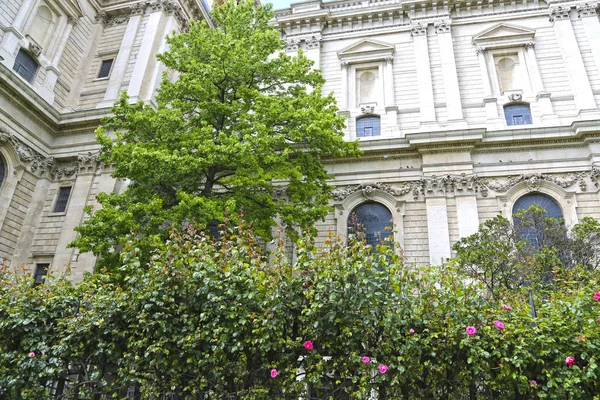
0 220 599 399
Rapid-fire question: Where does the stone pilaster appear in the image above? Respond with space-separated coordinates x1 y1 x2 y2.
577 2 600 85
434 20 465 125
411 22 436 125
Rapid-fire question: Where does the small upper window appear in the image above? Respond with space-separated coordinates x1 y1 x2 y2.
33 263 49 286
0 154 5 189
53 186 72 213
13 49 39 84
356 116 381 138
97 59 114 79
504 103 532 126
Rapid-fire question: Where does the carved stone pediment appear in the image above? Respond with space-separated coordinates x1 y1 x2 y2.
337 39 395 63
472 23 536 49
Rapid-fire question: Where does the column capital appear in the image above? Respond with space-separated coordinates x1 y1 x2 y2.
411 22 427 37
434 20 450 34
384 56 394 65
577 2 598 17
340 61 349 69
284 38 299 53
524 41 535 50
475 46 486 55
549 5 572 22
67 16 78 26
305 36 321 50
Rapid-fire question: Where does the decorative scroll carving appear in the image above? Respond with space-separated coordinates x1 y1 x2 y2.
0 126 53 176
475 46 486 55
360 105 375 114
384 57 393 65
332 182 402 202
28 41 42 57
549 6 571 21
77 152 100 174
411 23 427 36
434 20 450 34
105 15 130 27
401 174 489 200
508 93 523 102
94 12 107 25
486 172 583 192
524 41 535 50
577 2 598 17
52 161 78 179
67 16 78 26
340 61 348 69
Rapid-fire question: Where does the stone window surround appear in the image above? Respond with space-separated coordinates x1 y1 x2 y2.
50 184 73 216
497 180 578 229
334 187 405 251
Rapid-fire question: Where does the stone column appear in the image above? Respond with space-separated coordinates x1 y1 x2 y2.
523 42 559 124
0 0 37 67
411 23 436 125
434 20 465 124
304 36 321 70
476 47 504 128
550 5 597 113
128 4 170 102
97 5 145 108
339 61 348 110
383 56 399 135
577 2 600 80
36 17 76 104
425 196 451 265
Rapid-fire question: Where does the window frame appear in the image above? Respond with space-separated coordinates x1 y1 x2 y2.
96 58 114 79
504 103 533 126
51 185 73 214
12 48 39 84
347 201 394 251
355 115 381 138
0 153 6 190
33 263 50 286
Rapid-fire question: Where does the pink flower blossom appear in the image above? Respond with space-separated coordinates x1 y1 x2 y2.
270 369 278 378
409 328 415 334
361 356 371 364
494 320 505 330
303 341 314 351
28 352 35 358
530 380 537 387
565 356 575 366
378 364 389 374
502 304 513 311
597 317 600 323
594 291 600 301
477 322 483 327
466 326 477 336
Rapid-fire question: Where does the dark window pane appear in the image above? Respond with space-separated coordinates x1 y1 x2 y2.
504 104 532 126
356 116 381 137
13 49 38 83
34 263 49 286
512 193 563 245
53 186 72 213
0 154 5 189
98 59 113 78
348 202 393 250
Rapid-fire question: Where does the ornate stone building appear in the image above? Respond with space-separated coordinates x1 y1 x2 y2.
1 0 600 277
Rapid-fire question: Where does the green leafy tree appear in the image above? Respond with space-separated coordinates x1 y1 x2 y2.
71 0 359 270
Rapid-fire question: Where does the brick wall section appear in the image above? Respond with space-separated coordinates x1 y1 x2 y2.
402 201 429 265
576 192 600 220
0 172 35 259
476 197 502 223
54 16 94 108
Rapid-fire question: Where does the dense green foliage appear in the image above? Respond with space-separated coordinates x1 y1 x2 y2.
71 0 359 270
2 216 600 399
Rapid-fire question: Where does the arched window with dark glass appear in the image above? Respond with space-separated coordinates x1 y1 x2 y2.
0 154 5 189
13 49 39 84
347 202 393 250
512 193 563 246
356 116 381 138
504 103 532 126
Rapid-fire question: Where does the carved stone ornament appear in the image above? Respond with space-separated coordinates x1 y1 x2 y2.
94 12 107 25
486 172 587 193
524 41 535 50
305 36 321 50
411 23 427 37
508 93 523 102
400 174 489 200
28 42 42 57
340 61 349 69
52 161 78 179
549 6 571 22
332 182 403 202
360 105 375 115
384 57 394 65
0 126 54 177
67 16 78 26
284 39 300 53
476 46 486 55
577 2 598 17
105 15 130 27
434 20 450 34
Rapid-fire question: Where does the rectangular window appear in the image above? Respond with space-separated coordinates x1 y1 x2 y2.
33 263 49 286
364 127 373 137
53 186 72 213
97 59 114 79
13 49 39 83
512 115 524 125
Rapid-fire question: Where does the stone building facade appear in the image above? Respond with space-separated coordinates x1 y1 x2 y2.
1 0 600 277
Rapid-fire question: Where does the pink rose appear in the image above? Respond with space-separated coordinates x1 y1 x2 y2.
594 291 600 301
378 364 389 374
28 352 35 358
477 322 483 327
409 328 415 334
597 317 600 323
530 380 537 386
466 326 477 336
565 356 575 366
494 320 505 330
502 304 513 311
270 368 278 378
361 356 370 364
303 341 314 351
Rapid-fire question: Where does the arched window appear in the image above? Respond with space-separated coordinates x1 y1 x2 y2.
512 193 563 246
0 154 5 189
356 116 381 138
13 49 39 84
504 103 532 126
347 202 393 250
